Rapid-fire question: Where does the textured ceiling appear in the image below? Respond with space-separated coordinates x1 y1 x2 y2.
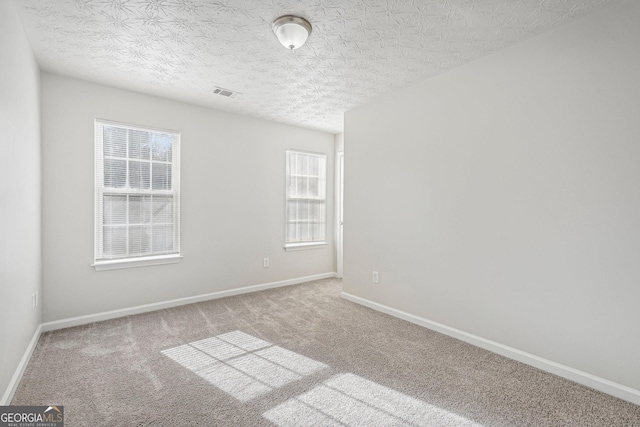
14 0 623 134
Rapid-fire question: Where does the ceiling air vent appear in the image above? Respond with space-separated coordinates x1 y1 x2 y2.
213 87 240 98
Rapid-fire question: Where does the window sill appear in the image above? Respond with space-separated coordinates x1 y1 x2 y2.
284 242 327 252
92 254 183 271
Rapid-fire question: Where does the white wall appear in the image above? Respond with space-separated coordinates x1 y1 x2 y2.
334 134 344 276
41 74 334 322
0 1 41 401
344 1 640 392
335 133 344 153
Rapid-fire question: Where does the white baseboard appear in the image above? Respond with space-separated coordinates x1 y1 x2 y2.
1 324 42 405
4 273 336 403
341 291 640 406
41 272 337 332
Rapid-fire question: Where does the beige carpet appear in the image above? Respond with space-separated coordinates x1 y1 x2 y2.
12 278 640 426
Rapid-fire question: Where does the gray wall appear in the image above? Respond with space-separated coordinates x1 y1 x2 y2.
0 1 42 401
41 74 335 322
344 2 640 391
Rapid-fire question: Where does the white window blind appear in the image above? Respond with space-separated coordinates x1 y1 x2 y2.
285 150 326 248
94 120 180 268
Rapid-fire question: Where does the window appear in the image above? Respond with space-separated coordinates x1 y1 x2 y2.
285 150 327 250
93 120 181 270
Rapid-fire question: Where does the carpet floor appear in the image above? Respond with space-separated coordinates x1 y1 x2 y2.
12 278 640 426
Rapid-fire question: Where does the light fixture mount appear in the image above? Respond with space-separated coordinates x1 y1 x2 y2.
272 15 312 50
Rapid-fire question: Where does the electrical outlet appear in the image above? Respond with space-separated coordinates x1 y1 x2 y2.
263 258 270 268
373 271 379 284
32 293 36 310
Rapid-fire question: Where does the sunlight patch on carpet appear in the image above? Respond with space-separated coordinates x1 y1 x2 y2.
161 331 327 402
263 373 483 427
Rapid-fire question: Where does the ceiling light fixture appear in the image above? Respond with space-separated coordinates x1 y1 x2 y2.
272 15 312 50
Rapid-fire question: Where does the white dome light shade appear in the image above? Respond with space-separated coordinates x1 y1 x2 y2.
272 16 312 50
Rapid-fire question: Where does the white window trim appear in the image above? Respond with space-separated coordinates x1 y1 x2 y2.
285 149 327 248
284 241 327 251
93 119 181 271
92 254 183 271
